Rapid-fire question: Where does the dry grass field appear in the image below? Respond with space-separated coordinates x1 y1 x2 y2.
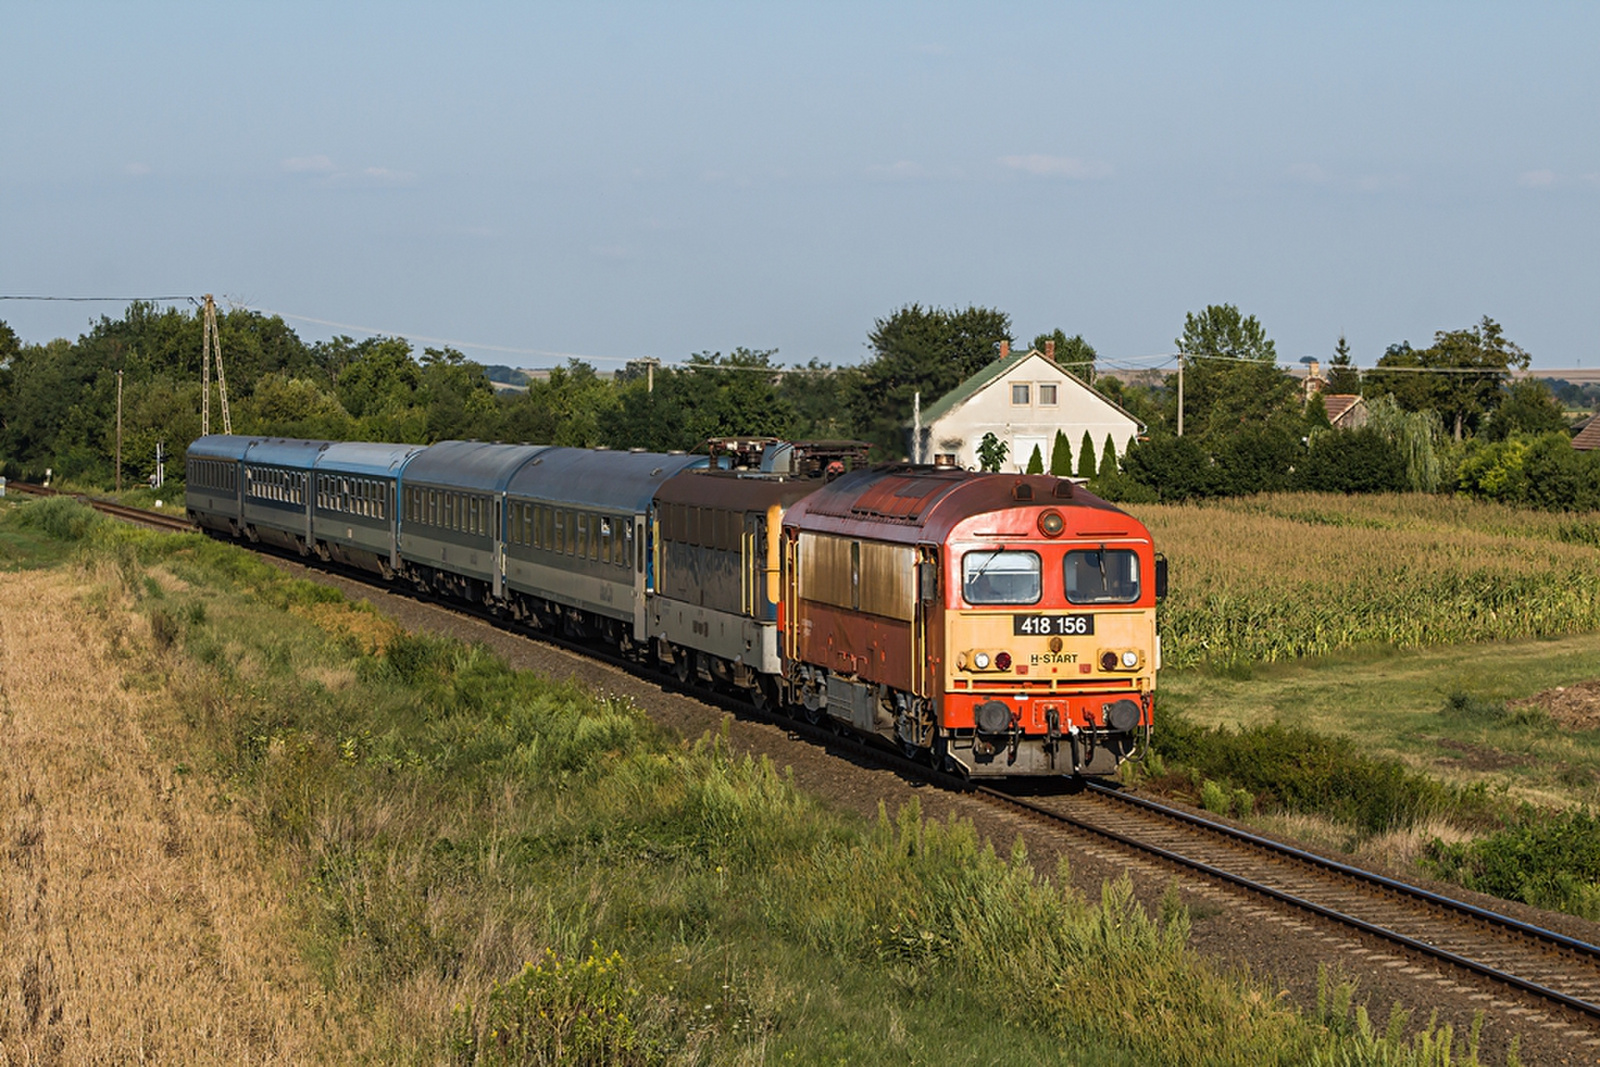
0 564 352 1063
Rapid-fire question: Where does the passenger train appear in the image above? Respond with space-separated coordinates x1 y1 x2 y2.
186 434 1164 777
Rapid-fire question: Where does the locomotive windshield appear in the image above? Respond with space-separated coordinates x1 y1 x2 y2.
1064 548 1141 604
962 550 1041 605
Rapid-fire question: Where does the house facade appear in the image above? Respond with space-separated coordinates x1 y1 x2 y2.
912 343 1144 472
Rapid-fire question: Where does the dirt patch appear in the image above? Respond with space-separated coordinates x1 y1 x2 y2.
1434 736 1530 771
1512 679 1600 732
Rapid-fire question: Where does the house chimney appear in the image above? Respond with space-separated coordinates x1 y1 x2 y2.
1045 339 1056 362
999 340 1010 358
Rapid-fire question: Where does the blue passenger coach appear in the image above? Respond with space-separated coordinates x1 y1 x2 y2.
311 441 426 578
185 434 257 536
240 438 333 554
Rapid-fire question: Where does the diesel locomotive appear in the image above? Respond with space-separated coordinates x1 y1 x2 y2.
186 434 1163 777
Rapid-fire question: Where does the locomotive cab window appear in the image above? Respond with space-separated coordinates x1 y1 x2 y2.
1064 549 1141 604
962 550 1041 605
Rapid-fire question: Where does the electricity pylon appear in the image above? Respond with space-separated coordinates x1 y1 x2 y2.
201 294 232 435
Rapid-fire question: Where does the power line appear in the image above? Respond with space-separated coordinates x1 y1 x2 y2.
0 294 193 302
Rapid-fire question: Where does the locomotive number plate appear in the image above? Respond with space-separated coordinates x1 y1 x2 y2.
1012 613 1095 636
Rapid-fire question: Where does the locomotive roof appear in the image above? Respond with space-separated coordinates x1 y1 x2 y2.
313 441 427 479
505 447 702 512
401 441 551 492
784 465 1139 543
186 434 262 463
243 437 335 468
653 466 826 511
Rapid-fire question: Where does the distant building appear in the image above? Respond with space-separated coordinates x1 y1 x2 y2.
1573 415 1600 451
1321 394 1368 430
912 341 1144 472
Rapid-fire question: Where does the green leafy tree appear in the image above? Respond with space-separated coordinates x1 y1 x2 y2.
503 360 620 447
1171 304 1296 441
1368 318 1530 441
851 304 1012 457
977 432 1008 472
1482 378 1568 441
1299 427 1407 493
1049 430 1072 476
1076 431 1096 480
419 346 499 442
1121 434 1220 501
605 348 796 452
1025 444 1044 474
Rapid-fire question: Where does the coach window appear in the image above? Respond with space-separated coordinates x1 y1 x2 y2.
1064 549 1141 605
962 550 1042 605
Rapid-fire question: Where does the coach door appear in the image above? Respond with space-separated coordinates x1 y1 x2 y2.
912 545 939 699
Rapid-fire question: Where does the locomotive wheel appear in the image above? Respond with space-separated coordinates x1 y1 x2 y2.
749 677 777 714
673 654 691 685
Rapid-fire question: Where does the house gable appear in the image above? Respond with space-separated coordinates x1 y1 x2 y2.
913 349 1144 472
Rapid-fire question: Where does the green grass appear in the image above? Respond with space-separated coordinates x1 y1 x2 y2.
6 494 1518 1066
1157 635 1600 808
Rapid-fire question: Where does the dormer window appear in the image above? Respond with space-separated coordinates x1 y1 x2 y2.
1012 383 1031 405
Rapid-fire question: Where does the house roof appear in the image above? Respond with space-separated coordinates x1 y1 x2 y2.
1322 394 1364 426
915 348 1145 431
1572 414 1600 451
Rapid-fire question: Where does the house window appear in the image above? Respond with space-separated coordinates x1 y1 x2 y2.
1012 383 1031 405
1039 383 1058 405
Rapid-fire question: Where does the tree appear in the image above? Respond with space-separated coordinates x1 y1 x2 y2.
1299 427 1407 494
1024 444 1044 474
1482 378 1568 441
1099 435 1117 477
977 432 1008 472
605 348 796 452
1049 430 1072 476
1325 334 1362 394
1368 318 1530 441
1032 329 1096 383
1076 431 1096 480
505 360 619 447
852 304 1012 457
1121 434 1220 502
1171 304 1297 441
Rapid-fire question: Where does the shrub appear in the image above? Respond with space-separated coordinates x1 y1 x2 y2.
1424 809 1600 919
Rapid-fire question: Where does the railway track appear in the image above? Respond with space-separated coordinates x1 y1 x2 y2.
34 486 1600 1040
978 781 1600 1026
5 481 196 533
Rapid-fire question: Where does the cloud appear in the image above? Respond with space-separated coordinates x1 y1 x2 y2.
1518 169 1557 188
1286 163 1330 184
123 162 151 177
998 154 1113 180
1286 164 1408 193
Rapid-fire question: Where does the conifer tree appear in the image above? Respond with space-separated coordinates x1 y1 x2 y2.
1100 435 1117 477
1025 444 1044 474
1077 431 1097 480
1049 430 1072 476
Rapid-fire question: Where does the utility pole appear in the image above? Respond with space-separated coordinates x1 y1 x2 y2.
200 294 232 435
1176 356 1185 437
116 370 123 493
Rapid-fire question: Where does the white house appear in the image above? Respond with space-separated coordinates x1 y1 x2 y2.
911 342 1144 473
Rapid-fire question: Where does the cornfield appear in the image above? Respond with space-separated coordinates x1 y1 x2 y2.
1132 493 1600 669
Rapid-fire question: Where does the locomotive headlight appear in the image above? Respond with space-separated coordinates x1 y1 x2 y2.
994 651 1012 670
1121 650 1139 668
973 651 991 670
1038 509 1065 537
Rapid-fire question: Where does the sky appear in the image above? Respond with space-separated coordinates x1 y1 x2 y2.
2 1 1597 374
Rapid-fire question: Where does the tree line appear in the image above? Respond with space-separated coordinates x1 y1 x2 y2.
0 300 1593 511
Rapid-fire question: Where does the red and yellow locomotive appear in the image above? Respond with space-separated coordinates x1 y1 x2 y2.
782 465 1163 776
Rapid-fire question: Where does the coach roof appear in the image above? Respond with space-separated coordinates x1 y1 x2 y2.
187 434 261 464
243 437 334 470
314 441 427 479
506 447 702 512
400 441 551 494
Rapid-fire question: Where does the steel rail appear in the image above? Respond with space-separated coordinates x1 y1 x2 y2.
975 781 1600 1022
